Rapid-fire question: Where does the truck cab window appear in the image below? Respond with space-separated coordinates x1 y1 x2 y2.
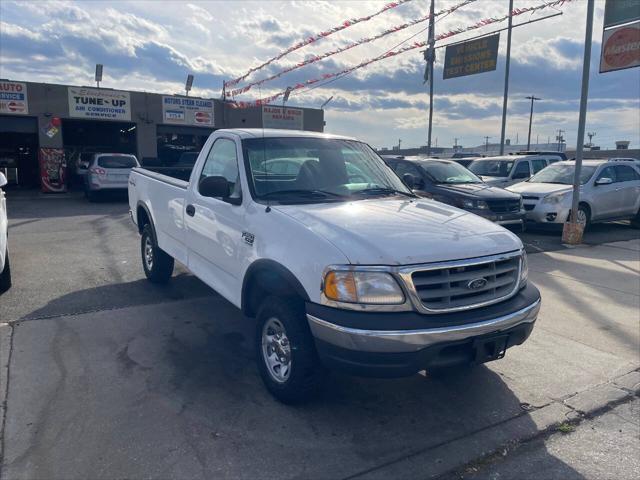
200 138 241 197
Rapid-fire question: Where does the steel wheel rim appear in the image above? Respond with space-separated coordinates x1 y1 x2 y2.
576 209 587 226
261 317 291 383
144 236 154 270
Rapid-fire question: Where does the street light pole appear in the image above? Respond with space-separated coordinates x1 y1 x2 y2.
425 0 435 156
525 96 541 150
499 0 513 155
563 0 595 245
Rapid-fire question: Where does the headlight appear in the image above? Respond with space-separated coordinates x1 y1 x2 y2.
323 270 405 305
520 251 528 287
542 191 570 205
461 199 489 210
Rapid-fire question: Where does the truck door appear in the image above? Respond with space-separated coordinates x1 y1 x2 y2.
184 137 245 301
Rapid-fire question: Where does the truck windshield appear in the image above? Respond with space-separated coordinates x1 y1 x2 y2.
420 161 482 184
528 164 597 185
469 160 515 177
242 137 412 202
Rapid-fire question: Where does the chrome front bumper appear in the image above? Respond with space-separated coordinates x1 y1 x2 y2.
307 298 540 353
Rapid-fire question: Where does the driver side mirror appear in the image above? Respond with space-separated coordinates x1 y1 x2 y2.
199 176 241 205
402 173 423 190
595 177 613 186
0 172 7 188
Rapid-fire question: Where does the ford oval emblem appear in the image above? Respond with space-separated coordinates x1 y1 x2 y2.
467 278 488 290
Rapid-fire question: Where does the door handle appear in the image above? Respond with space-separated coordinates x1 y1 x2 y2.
186 204 196 217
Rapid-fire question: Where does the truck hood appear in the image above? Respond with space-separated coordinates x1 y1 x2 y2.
508 182 573 196
433 183 520 200
274 198 521 265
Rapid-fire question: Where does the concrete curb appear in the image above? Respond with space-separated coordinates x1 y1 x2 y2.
347 367 639 480
0 323 14 473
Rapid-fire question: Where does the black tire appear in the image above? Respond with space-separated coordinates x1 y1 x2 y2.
631 209 640 229
141 224 174 283
87 189 98 202
255 296 325 404
0 249 12 293
567 204 591 229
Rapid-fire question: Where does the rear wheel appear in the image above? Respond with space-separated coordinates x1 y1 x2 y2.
141 224 174 283
255 296 324 403
631 208 640 229
0 249 12 293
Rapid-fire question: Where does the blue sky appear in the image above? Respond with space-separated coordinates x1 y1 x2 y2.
1 0 638 150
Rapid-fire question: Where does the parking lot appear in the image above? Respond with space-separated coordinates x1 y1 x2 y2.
1 192 639 479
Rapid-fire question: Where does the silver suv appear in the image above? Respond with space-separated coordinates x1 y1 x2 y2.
468 154 562 187
507 159 640 228
84 153 139 201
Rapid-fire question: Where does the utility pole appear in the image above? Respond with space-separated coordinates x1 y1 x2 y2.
587 131 596 147
563 0 594 245
499 0 514 155
484 136 491 152
557 129 565 152
454 137 459 150
536 134 539 146
398 139 402 150
525 95 542 150
425 0 435 156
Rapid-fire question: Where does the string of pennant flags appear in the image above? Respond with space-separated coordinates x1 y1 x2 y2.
224 0 415 88
228 0 574 109
226 0 478 98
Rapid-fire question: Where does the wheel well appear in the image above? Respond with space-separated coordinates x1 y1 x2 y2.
136 205 151 234
242 262 309 318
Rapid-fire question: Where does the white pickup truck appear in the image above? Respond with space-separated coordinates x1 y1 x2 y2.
129 129 540 403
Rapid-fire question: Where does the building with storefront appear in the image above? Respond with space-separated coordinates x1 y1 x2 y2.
0 80 324 191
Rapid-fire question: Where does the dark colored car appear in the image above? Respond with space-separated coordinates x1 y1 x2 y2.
386 157 525 229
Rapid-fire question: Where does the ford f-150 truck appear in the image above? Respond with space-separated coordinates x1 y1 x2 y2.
129 129 540 403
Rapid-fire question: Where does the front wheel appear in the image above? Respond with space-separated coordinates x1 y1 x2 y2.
141 224 174 283
0 249 11 293
255 296 325 403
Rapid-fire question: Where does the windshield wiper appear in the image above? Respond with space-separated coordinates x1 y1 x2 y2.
260 189 344 199
355 187 415 198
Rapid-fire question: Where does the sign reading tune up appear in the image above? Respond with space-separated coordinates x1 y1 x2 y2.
443 34 500 80
67 87 131 121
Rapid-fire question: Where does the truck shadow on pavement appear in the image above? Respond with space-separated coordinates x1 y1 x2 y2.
4 278 584 479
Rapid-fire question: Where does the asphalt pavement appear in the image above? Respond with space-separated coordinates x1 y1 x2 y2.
0 192 638 479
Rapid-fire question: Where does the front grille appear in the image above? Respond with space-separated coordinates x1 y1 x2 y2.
522 195 540 200
486 199 521 213
411 256 520 311
524 204 535 211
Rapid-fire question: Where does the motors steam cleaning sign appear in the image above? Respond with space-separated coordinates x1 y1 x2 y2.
162 96 215 126
443 34 500 80
67 87 131 120
0 81 28 115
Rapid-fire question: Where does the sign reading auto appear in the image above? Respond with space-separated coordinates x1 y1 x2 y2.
262 106 304 130
68 87 131 121
162 96 214 126
0 81 29 115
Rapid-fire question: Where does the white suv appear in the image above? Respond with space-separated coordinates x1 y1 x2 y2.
508 159 640 227
0 172 11 293
469 155 560 187
84 153 139 201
